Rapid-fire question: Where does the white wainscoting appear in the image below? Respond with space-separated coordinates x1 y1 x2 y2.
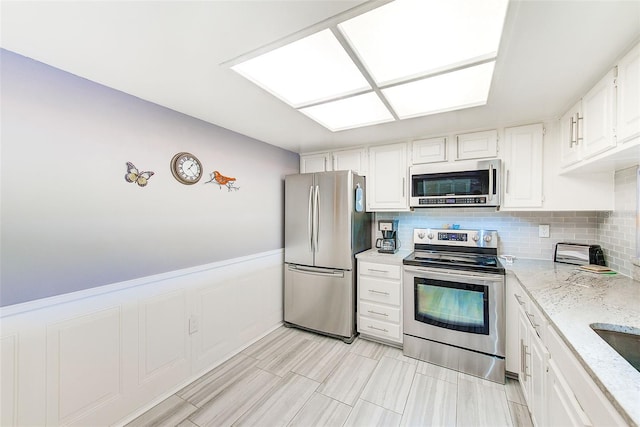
0 250 284 426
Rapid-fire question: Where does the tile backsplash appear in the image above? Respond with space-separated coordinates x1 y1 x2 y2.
374 165 640 279
375 210 600 261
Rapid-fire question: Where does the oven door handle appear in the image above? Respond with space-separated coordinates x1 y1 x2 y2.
404 266 503 282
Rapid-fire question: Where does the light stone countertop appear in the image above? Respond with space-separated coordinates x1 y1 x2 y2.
507 259 640 426
355 248 412 266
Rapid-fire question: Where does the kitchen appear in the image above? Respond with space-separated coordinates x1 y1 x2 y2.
1 0 639 426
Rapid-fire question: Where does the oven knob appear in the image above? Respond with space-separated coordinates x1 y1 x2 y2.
472 234 480 242
427 233 434 240
417 231 425 239
484 235 492 243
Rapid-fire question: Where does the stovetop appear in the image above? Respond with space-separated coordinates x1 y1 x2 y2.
403 250 505 274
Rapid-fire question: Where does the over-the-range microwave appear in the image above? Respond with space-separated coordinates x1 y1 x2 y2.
409 159 501 208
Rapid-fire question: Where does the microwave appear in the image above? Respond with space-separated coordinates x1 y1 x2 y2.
410 159 501 208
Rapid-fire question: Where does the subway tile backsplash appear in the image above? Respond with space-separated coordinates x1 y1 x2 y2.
375 210 600 261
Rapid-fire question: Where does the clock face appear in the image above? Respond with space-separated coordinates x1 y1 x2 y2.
171 152 202 184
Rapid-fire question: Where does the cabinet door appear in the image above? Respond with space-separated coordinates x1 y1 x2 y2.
300 153 330 173
333 148 366 175
517 304 530 402
366 143 408 211
503 124 543 208
617 43 640 143
547 359 593 427
412 137 447 164
505 274 523 375
456 130 498 160
582 69 616 158
560 101 582 167
529 328 549 427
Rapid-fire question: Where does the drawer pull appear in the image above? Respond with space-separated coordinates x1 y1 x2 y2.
514 294 525 306
526 312 540 329
368 289 390 296
367 268 389 274
368 325 389 333
367 310 389 317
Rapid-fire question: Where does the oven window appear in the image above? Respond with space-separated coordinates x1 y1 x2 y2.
412 169 496 197
414 278 489 335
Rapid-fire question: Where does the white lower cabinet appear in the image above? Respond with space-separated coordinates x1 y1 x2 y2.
508 274 627 426
357 260 402 345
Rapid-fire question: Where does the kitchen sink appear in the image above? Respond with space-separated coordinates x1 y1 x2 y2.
590 323 640 373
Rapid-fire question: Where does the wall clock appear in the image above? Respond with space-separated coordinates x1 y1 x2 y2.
170 152 203 185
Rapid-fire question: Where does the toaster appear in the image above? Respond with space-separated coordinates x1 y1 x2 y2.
554 243 606 266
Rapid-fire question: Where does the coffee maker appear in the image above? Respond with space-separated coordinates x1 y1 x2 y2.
376 220 399 254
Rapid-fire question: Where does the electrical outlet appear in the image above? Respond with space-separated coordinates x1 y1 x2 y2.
189 316 199 334
539 224 550 238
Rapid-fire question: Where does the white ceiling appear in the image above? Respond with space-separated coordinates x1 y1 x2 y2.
2 0 639 154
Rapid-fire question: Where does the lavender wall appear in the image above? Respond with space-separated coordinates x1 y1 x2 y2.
0 49 299 306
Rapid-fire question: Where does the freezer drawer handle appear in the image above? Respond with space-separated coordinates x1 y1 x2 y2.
368 289 390 296
287 265 344 277
367 325 389 333
367 310 389 317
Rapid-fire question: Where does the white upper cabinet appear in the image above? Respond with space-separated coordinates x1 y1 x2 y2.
332 148 367 175
455 130 498 160
582 68 616 158
300 152 331 173
502 124 544 209
616 42 640 143
411 137 447 164
559 100 582 167
366 142 409 212
300 148 367 175
560 69 616 168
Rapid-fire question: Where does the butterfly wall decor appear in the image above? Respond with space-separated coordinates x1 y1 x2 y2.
124 162 154 187
205 170 240 191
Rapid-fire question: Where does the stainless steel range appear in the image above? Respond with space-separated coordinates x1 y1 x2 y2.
402 228 506 384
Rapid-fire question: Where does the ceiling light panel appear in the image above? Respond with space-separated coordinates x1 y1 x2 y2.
382 61 496 119
299 92 394 131
338 0 509 85
231 29 370 107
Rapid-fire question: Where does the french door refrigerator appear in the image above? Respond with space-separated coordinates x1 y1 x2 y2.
284 170 371 343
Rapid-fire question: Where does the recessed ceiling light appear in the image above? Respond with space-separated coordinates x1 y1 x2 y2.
230 0 509 131
382 61 496 119
231 29 370 108
299 92 395 131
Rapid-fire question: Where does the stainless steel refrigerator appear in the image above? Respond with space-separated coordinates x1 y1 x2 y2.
284 170 371 343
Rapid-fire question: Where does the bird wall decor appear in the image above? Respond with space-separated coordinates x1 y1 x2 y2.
205 170 240 191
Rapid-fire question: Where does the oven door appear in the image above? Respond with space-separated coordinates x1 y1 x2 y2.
403 265 505 357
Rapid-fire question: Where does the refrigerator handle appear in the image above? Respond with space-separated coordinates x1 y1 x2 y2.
308 186 313 252
314 185 320 252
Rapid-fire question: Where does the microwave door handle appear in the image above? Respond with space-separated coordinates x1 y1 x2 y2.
490 163 495 201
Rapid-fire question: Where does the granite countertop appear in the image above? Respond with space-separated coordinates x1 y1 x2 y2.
356 248 412 265
507 259 640 426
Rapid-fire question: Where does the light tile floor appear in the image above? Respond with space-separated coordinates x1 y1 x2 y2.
126 326 533 427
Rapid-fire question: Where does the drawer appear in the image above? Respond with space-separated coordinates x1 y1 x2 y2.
359 261 401 280
359 276 401 305
358 316 401 342
360 301 400 323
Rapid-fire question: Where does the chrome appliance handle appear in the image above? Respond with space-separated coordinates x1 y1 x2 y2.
308 186 314 252
488 163 494 201
404 266 503 282
287 264 344 277
313 185 320 252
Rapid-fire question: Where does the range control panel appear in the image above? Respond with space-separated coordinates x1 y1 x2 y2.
413 228 498 248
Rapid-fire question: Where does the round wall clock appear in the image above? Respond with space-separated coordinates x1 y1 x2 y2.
170 152 203 185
